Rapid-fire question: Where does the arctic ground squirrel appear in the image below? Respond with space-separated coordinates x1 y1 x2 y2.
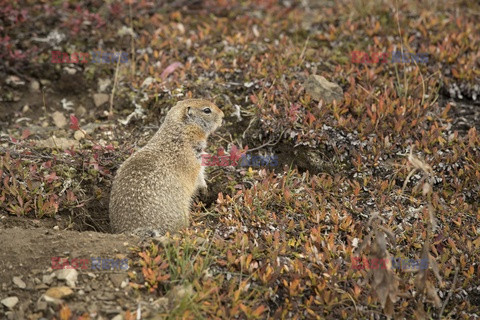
109 99 224 236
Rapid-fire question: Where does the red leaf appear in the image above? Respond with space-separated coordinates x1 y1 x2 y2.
70 114 79 130
45 172 58 183
21 129 31 140
229 144 248 166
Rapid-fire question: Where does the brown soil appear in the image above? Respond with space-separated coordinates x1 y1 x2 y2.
0 222 144 319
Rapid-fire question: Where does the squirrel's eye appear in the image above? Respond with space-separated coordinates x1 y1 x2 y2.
203 107 212 114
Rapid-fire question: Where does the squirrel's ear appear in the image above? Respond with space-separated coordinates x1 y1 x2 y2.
186 106 192 118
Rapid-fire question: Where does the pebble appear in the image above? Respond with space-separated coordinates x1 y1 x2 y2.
36 300 47 311
43 273 55 285
304 74 343 104
12 276 26 289
29 80 40 92
76 105 87 116
93 93 109 107
52 111 67 128
35 136 80 150
109 274 127 288
5 75 25 87
98 78 112 93
1 296 19 309
45 286 74 299
74 130 85 140
55 268 78 287
35 284 49 290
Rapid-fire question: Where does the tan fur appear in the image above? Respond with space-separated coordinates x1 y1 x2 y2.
109 99 224 236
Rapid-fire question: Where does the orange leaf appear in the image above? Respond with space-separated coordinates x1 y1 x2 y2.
451 68 460 78
251 305 267 317
59 304 72 320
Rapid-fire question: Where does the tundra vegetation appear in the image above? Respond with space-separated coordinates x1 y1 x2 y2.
0 0 479 319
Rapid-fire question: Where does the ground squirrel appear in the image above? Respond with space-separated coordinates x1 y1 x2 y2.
109 99 224 236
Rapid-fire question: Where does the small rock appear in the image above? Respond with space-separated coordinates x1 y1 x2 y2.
44 286 74 299
42 273 55 285
98 78 112 93
121 279 129 288
93 93 109 107
12 276 26 289
55 269 78 287
304 75 343 103
81 123 102 134
36 136 79 150
22 105 30 113
35 284 49 290
109 274 126 288
52 111 67 128
111 314 124 320
64 67 77 75
1 297 19 309
29 80 40 92
74 130 85 141
98 292 116 301
6 75 25 87
76 105 87 116
36 300 47 311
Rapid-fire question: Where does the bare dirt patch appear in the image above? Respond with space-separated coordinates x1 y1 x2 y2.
0 225 141 319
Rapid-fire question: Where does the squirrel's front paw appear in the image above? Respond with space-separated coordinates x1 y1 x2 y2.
198 185 207 196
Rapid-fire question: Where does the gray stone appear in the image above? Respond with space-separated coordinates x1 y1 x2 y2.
109 274 127 288
36 136 80 150
52 111 67 128
36 300 47 311
93 93 110 107
30 80 40 92
304 75 343 103
42 273 55 285
44 286 74 299
55 268 78 287
12 276 26 289
1 296 19 309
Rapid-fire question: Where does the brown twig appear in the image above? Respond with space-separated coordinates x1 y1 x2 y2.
439 267 459 319
109 51 122 116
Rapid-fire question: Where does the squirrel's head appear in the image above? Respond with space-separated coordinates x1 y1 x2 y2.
169 99 224 134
